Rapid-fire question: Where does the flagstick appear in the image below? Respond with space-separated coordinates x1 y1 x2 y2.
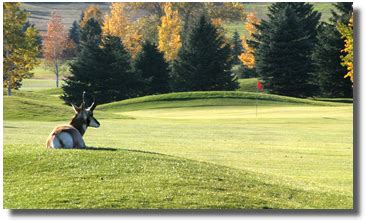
256 82 258 117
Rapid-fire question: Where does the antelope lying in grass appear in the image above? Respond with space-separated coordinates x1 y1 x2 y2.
46 92 100 149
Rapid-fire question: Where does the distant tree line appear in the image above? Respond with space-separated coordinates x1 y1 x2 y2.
61 14 238 104
251 2 353 98
4 2 353 100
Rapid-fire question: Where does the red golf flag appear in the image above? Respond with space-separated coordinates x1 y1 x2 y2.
257 80 264 92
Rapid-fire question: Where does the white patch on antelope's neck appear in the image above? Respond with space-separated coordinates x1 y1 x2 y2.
82 124 87 131
89 117 100 128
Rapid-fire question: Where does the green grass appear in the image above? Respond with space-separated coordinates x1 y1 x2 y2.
98 91 344 113
4 90 353 209
237 78 258 92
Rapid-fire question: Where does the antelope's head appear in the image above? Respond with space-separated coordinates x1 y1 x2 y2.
71 92 100 130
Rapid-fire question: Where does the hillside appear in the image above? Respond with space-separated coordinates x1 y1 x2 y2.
21 2 335 34
4 89 353 208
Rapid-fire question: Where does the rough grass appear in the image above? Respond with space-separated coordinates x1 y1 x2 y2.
4 89 130 121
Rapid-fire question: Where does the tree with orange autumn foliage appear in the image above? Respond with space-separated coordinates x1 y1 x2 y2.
158 3 182 61
80 4 103 28
239 12 260 69
43 11 70 87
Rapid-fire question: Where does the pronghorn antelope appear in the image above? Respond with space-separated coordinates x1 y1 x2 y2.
46 92 100 149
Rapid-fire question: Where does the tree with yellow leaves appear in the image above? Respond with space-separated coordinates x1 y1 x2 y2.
103 3 143 57
80 4 103 28
239 12 260 69
158 3 182 61
337 14 353 83
4 2 40 96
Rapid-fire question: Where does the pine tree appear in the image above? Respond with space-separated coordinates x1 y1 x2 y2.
330 2 353 24
254 3 320 97
230 31 243 65
80 18 102 48
80 4 103 28
172 15 238 91
62 21 140 104
134 41 170 95
312 2 352 97
69 21 80 50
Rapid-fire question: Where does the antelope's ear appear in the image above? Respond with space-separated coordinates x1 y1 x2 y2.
72 104 80 113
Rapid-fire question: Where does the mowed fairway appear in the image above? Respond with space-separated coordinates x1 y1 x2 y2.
3 90 353 209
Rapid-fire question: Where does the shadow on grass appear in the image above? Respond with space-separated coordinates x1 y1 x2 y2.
85 146 118 151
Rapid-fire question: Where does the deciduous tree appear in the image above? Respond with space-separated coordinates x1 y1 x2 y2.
80 4 103 28
3 2 40 96
239 12 260 69
43 11 69 87
103 3 143 57
158 3 182 61
338 14 353 83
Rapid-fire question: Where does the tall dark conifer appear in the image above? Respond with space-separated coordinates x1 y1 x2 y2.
231 31 243 65
254 3 320 97
312 2 353 98
62 19 140 104
69 20 80 50
172 15 238 91
79 18 102 48
133 41 170 95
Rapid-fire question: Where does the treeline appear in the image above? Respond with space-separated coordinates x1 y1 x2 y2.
251 2 353 98
4 2 353 102
62 14 238 104
60 3 244 104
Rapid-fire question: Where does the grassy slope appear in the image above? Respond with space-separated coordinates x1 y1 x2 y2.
98 91 344 112
4 143 348 209
3 89 129 121
4 90 353 208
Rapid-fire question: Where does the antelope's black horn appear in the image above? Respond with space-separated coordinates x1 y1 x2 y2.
82 91 86 104
80 91 86 109
89 97 96 111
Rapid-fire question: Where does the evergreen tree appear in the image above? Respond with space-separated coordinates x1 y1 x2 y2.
312 2 352 97
230 31 243 65
330 2 353 24
172 15 238 91
80 18 102 48
254 3 320 97
133 41 170 95
69 20 80 49
62 23 140 104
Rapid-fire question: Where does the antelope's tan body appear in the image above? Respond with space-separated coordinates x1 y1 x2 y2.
46 93 100 149
46 124 86 149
